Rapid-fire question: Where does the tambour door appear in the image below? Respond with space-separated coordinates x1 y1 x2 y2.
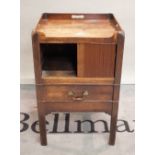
77 43 116 77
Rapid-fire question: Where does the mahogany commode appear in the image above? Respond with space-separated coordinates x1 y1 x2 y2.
32 13 125 145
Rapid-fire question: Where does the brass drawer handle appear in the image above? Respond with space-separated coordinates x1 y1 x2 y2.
68 90 89 101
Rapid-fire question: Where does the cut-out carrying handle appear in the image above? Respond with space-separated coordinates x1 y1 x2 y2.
71 15 85 19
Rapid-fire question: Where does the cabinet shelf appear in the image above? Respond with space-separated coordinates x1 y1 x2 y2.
40 43 77 77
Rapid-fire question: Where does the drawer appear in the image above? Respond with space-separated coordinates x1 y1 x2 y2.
38 85 113 102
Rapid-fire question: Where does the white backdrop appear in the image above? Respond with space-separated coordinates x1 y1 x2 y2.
20 0 135 84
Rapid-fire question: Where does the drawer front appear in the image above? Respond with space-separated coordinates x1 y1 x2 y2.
38 85 113 102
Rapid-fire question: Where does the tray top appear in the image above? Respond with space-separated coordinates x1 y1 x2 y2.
35 13 122 41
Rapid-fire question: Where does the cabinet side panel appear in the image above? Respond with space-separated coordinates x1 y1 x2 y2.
78 43 116 77
32 32 42 83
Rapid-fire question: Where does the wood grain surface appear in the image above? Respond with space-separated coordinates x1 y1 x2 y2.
78 43 116 77
37 85 113 102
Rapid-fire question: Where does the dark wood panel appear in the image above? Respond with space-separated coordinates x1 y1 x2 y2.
78 43 116 77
